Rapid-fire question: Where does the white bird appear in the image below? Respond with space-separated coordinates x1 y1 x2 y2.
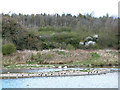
58 66 62 69
79 42 84 45
7 72 10 74
63 66 67 69
85 41 96 47
93 35 98 38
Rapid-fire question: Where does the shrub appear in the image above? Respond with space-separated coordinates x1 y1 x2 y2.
2 43 16 55
2 16 27 47
66 44 75 50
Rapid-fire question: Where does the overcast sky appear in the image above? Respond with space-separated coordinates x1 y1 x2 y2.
0 0 119 17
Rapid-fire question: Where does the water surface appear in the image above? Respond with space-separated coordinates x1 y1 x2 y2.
2 72 118 88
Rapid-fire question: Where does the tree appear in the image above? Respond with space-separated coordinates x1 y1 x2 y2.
40 18 45 27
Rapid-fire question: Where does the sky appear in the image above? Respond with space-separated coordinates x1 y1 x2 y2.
0 0 119 17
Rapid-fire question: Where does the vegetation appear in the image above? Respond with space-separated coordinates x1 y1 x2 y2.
1 13 119 68
54 50 65 55
2 13 118 51
66 44 75 50
90 52 100 59
2 49 118 68
2 43 16 55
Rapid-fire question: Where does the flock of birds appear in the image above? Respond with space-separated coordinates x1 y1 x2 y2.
5 66 109 87
58 66 67 69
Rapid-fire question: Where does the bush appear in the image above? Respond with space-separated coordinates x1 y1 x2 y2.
51 32 81 48
2 43 16 55
2 16 27 47
66 44 75 50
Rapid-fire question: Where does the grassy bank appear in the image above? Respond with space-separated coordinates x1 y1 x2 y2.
2 49 118 69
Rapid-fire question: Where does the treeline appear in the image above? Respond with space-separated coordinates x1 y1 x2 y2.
2 13 118 30
2 13 119 52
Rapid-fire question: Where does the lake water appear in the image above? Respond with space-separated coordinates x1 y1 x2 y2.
1 72 118 88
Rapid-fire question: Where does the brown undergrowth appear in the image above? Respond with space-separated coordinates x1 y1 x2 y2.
2 49 118 67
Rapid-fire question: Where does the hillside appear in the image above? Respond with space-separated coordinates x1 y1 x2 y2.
1 13 119 68
2 13 118 50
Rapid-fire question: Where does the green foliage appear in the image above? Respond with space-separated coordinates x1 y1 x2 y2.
55 50 65 55
2 43 16 55
66 44 75 50
2 14 118 50
51 32 81 49
2 16 41 50
97 30 118 49
79 70 89 72
39 26 72 32
40 18 45 27
57 27 72 32
39 26 54 31
90 52 100 59
2 16 26 46
41 42 51 49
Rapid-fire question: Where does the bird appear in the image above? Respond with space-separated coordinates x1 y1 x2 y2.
7 72 10 74
63 66 67 69
58 66 62 69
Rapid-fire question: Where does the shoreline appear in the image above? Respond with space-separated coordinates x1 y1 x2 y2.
0 69 118 79
2 64 119 70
